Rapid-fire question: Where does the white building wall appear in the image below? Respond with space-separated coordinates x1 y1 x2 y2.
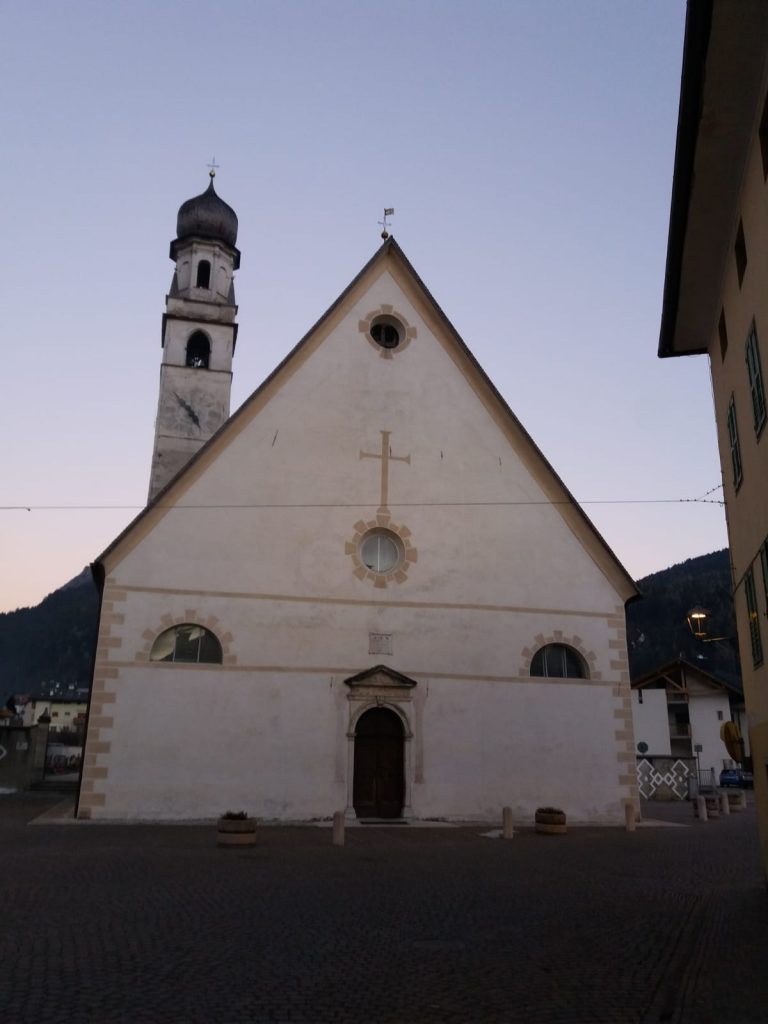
88 581 631 822
631 690 671 756
95 662 628 823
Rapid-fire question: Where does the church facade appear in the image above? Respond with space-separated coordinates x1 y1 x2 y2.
78 179 639 823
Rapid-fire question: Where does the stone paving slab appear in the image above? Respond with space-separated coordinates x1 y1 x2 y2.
1 792 767 1023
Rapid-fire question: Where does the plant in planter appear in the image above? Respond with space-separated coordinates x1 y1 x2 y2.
534 806 567 835
217 810 257 847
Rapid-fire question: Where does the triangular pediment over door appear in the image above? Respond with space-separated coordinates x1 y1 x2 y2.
344 665 417 691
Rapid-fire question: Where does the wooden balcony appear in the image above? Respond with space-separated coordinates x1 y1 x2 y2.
669 723 692 737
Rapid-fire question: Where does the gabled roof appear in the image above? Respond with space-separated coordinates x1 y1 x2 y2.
96 237 639 602
632 657 743 696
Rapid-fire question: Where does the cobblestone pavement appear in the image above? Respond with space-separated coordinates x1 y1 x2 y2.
1 794 767 1024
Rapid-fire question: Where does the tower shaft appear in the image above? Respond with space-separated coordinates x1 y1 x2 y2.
148 178 240 502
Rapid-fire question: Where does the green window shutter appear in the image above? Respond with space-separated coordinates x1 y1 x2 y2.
761 539 768 610
727 396 743 488
745 325 767 434
745 568 763 667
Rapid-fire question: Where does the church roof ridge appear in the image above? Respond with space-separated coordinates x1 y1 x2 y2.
96 236 639 603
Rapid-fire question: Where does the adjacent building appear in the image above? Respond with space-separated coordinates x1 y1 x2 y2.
659 0 768 875
631 659 747 798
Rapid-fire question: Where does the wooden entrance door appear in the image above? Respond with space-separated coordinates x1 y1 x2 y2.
353 707 405 818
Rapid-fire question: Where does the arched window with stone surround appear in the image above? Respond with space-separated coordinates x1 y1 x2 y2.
530 643 588 679
196 260 211 289
150 624 222 664
185 331 210 369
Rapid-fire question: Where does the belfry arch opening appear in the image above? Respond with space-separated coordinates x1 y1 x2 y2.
196 260 211 289
353 706 405 819
186 331 210 369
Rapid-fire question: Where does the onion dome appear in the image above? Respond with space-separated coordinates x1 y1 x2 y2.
170 174 240 266
176 175 238 246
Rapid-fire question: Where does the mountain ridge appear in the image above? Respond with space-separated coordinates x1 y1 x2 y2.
627 548 740 689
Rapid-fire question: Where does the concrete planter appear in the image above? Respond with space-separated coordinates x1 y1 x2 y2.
694 795 721 819
727 790 746 812
217 816 257 847
704 795 720 818
535 807 567 835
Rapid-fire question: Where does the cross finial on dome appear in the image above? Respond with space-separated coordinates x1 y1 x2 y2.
173 172 239 256
207 156 220 179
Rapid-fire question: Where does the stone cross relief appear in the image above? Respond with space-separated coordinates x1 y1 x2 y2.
359 431 410 514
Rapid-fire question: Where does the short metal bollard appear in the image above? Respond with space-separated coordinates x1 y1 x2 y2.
502 806 514 839
695 795 708 821
333 810 345 846
624 801 636 832
719 792 730 816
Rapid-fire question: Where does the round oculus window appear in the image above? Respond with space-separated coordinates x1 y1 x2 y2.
369 315 403 350
360 530 401 573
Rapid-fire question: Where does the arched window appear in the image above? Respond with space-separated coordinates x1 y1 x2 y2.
186 331 210 369
530 643 588 679
196 260 211 289
150 624 223 664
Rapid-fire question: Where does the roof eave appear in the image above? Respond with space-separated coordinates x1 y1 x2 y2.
658 0 714 359
631 656 742 693
659 1 768 359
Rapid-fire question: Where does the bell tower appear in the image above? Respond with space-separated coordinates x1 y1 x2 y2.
148 171 241 502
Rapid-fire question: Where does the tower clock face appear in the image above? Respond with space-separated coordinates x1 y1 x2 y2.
159 385 227 437
174 392 202 430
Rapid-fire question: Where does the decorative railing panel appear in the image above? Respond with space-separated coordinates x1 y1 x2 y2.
636 756 696 800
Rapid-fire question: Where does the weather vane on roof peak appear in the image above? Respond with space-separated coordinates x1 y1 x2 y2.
379 207 395 239
207 156 220 179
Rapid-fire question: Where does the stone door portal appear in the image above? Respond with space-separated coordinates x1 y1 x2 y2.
353 707 405 818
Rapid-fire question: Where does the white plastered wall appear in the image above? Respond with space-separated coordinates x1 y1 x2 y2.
631 690 671 756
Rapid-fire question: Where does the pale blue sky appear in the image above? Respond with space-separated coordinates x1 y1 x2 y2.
0 0 726 613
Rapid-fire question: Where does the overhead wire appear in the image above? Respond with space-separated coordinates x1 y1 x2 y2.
1 495 726 511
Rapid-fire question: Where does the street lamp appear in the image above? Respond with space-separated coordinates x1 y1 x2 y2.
687 606 710 638
686 608 745 768
686 607 733 643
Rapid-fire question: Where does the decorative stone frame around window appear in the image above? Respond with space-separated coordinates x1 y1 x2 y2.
345 514 418 588
358 304 417 358
529 643 589 679
519 632 600 680
136 612 236 666
149 623 222 664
